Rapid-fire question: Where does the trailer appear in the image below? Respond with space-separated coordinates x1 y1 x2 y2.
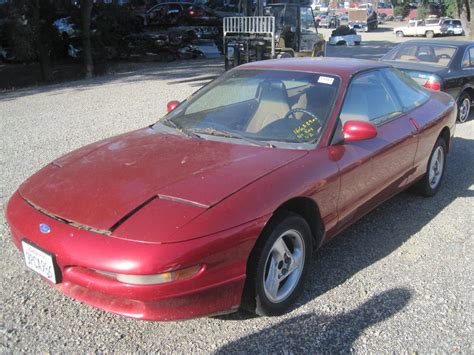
348 7 378 32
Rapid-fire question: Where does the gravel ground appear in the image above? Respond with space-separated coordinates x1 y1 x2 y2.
0 34 473 353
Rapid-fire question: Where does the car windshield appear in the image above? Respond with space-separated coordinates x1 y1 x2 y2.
383 44 457 67
155 69 340 146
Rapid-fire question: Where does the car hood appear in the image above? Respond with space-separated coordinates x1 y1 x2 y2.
19 128 306 233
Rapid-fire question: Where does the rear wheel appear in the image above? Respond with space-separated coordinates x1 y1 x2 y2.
396 31 404 37
242 212 312 316
457 92 471 123
426 30 434 38
418 138 447 197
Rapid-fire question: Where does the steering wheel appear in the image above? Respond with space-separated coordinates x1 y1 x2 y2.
438 53 451 59
283 108 322 126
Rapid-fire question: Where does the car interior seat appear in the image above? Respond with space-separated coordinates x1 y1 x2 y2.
399 55 418 62
246 80 290 133
416 53 437 63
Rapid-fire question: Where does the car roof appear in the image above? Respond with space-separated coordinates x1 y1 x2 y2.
239 58 389 79
397 39 472 48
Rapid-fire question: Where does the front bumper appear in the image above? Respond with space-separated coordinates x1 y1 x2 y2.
6 191 266 321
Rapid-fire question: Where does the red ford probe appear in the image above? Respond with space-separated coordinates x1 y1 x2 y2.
6 58 456 321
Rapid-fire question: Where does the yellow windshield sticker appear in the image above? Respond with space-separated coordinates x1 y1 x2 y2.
293 117 318 141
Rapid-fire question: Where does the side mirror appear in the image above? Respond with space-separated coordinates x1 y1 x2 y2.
167 100 180 113
342 120 377 142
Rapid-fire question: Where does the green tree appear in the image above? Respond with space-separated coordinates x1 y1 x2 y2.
7 0 61 81
417 3 430 19
441 0 472 38
441 0 458 17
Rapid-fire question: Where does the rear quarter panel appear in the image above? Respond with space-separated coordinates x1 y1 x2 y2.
411 90 456 180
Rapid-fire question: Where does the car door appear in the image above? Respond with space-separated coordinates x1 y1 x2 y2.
415 20 425 36
331 69 420 232
406 21 416 35
461 46 474 93
442 45 474 101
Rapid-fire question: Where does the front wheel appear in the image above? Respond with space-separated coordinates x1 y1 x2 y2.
242 212 312 316
426 30 434 38
418 138 447 197
457 92 471 123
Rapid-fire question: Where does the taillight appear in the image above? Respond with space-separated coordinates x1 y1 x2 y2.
188 9 202 16
423 80 441 90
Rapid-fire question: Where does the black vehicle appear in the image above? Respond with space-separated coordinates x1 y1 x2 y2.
380 40 474 123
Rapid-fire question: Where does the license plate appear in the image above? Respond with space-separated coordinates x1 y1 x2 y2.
22 240 58 283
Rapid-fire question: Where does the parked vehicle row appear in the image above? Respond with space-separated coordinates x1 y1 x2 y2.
135 2 240 28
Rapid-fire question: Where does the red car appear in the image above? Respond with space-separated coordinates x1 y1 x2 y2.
6 58 456 321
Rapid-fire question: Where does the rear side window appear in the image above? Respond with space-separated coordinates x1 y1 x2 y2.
462 47 474 68
383 44 456 66
339 70 402 125
382 68 429 111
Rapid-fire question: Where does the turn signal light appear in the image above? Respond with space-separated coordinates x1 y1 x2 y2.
423 80 441 91
94 265 202 285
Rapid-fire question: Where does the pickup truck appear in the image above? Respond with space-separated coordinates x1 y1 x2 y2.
393 20 442 38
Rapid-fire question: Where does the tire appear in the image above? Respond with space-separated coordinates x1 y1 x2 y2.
396 31 404 37
242 212 313 316
426 30 434 38
457 92 471 123
418 137 447 197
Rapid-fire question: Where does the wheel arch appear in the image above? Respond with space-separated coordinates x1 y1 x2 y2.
240 196 324 312
458 86 473 102
439 126 451 153
274 196 325 250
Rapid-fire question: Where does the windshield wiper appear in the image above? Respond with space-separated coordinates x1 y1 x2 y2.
190 128 275 148
161 118 200 138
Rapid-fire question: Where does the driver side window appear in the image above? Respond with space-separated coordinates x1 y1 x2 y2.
339 70 402 125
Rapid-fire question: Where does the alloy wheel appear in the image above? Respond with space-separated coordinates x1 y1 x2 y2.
263 229 305 303
428 146 445 189
458 97 471 123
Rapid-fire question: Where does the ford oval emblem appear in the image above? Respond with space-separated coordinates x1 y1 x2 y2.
39 224 51 234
